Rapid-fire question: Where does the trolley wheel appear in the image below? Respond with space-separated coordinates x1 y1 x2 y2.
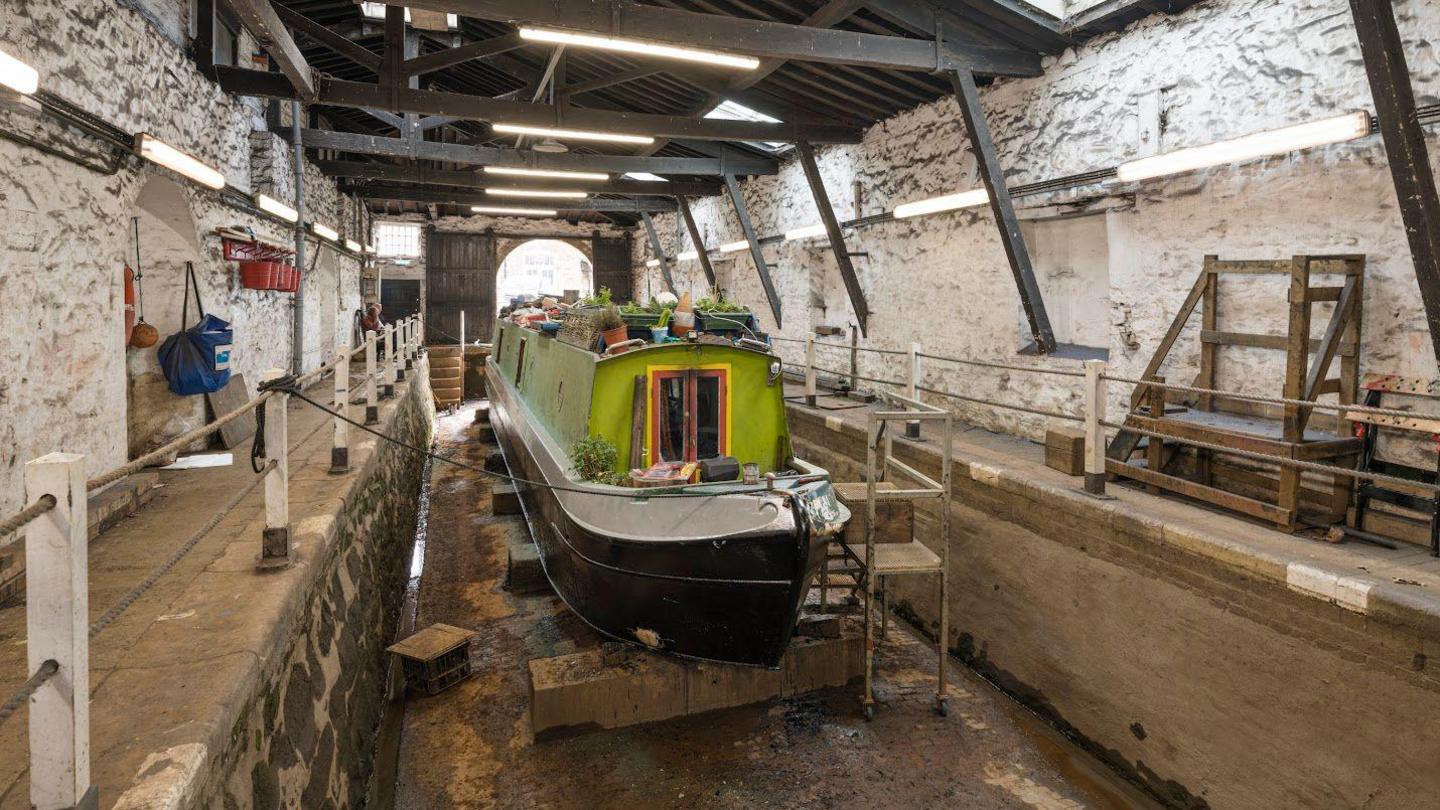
935 697 949 717
863 703 875 722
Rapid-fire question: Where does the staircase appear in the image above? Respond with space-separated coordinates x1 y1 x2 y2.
429 346 463 408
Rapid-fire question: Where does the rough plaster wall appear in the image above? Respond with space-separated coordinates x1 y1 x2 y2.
633 0 1440 443
0 0 363 516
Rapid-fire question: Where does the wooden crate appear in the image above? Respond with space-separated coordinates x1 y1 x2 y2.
833 482 913 544
1044 427 1085 476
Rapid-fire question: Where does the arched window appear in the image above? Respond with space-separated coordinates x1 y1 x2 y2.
495 240 591 311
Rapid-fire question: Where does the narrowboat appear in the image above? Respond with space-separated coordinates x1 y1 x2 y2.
486 314 850 668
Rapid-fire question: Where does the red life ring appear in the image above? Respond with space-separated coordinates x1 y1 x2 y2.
123 263 136 345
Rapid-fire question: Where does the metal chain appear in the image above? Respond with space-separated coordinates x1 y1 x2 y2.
0 659 58 726
1101 373 1424 420
1102 419 1440 494
0 495 56 546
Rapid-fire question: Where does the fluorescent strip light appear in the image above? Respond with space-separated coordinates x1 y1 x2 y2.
134 133 225 190
0 47 38 95
677 250 699 261
486 188 588 199
255 193 298 223
1116 111 1372 183
718 240 749 253
345 239 363 253
491 123 654 146
471 206 557 217
645 259 661 268
311 222 339 241
483 166 608 182
785 224 827 241
519 27 759 70
892 189 988 219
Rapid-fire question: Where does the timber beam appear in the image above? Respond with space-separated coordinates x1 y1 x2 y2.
724 174 782 328
641 213 678 294
314 159 721 196
949 69 1055 354
400 0 1042 77
796 141 869 336
270 3 382 73
223 0 315 99
402 33 525 76
676 196 717 289
215 68 864 144
343 182 678 211
1348 0 1440 363
282 127 780 175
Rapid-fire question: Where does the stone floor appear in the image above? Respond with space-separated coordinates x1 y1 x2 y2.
389 404 1160 810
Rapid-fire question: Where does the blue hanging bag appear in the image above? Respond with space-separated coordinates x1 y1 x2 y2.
158 262 233 396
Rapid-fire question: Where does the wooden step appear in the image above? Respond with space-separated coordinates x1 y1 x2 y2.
429 357 462 370
429 366 461 380
868 541 942 575
429 346 463 358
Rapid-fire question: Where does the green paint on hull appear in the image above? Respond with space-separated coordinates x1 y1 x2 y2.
493 321 790 477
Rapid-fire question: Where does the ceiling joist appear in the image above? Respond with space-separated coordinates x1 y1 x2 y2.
343 182 678 211
314 159 720 195
223 0 315 98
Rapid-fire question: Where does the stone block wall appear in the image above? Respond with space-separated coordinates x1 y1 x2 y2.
631 0 1440 447
0 0 369 515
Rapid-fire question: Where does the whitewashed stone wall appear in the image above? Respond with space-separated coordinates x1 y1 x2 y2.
0 0 366 514
634 0 1440 444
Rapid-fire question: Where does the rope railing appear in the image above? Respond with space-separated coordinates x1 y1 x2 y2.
0 495 56 544
1101 373 1423 421
0 660 58 727
918 351 1086 379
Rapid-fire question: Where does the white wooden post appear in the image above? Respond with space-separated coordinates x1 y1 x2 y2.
383 324 397 397
804 335 817 407
1084 359 1107 496
24 453 92 810
905 341 922 439
364 329 379 425
403 317 414 369
330 344 350 473
259 368 291 567
392 321 405 383
458 310 466 410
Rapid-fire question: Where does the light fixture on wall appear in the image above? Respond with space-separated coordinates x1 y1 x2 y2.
518 28 759 70
485 188 589 199
471 205 557 217
483 166 608 181
311 222 339 241
784 224 826 241
255 193 298 223
134 133 226 190
491 124 654 146
1116 111 1372 183
345 239 363 253
0 47 38 95
718 240 749 253
892 188 988 219
677 250 699 261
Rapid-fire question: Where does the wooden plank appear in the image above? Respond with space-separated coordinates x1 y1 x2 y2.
1129 271 1210 410
1345 410 1440 433
205 373 256 450
1207 260 1296 275
1303 276 1359 405
629 376 646 470
1199 330 1356 355
402 32 524 75
1362 373 1440 397
1125 413 1293 456
1307 286 1345 302
1200 257 1218 411
1107 459 1295 525
270 3 382 72
223 0 315 99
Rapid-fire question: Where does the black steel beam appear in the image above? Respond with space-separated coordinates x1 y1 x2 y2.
313 159 720 195
641 213 678 294
344 182 677 211
282 126 778 175
1349 0 1440 362
796 141 869 336
223 0 315 99
724 174 782 328
192 0 217 79
271 3 383 72
400 0 1042 77
560 67 663 100
215 68 863 143
403 32 525 75
676 196 717 289
948 69 1055 353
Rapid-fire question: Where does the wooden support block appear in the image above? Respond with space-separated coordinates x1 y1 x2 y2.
477 424 497 444
1044 426 1086 476
507 543 551 594
493 483 522 516
795 614 841 639
484 451 508 474
833 482 913 544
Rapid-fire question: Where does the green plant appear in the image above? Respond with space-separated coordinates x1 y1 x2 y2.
581 287 613 307
655 307 672 328
570 435 626 485
695 294 748 313
620 301 649 314
595 306 625 332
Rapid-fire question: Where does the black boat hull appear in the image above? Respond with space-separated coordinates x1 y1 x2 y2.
487 365 829 668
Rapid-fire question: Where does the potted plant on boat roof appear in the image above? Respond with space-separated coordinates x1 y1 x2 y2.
620 292 678 339
695 293 754 335
595 306 629 352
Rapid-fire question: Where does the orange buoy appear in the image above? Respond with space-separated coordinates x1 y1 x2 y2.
123 263 136 345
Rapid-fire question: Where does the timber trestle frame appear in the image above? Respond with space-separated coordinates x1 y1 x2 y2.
1107 255 1366 532
1347 374 1440 556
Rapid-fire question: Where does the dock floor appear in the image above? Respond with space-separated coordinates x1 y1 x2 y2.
391 403 1160 810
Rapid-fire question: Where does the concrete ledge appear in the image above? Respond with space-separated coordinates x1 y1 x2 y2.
507 543 551 594
529 626 862 740
493 483 522 515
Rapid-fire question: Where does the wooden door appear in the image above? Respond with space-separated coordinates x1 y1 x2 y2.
426 230 497 345
591 233 633 303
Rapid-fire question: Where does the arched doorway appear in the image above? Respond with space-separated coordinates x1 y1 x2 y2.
494 239 592 311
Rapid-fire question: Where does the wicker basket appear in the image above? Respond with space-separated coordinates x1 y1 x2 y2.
558 308 602 350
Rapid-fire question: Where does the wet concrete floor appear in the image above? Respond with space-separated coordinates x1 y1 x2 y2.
387 403 1163 809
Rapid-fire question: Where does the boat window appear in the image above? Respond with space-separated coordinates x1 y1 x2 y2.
655 374 686 462
695 373 722 459
515 338 526 387
649 368 728 465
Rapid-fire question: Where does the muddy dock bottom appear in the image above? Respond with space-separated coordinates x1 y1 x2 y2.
392 403 1159 809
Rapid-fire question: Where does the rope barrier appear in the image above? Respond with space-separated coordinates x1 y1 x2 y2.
1101 419 1440 494
0 495 56 546
917 384 1083 423
918 351 1087 379
0 659 58 727
1101 373 1423 420
810 364 906 388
